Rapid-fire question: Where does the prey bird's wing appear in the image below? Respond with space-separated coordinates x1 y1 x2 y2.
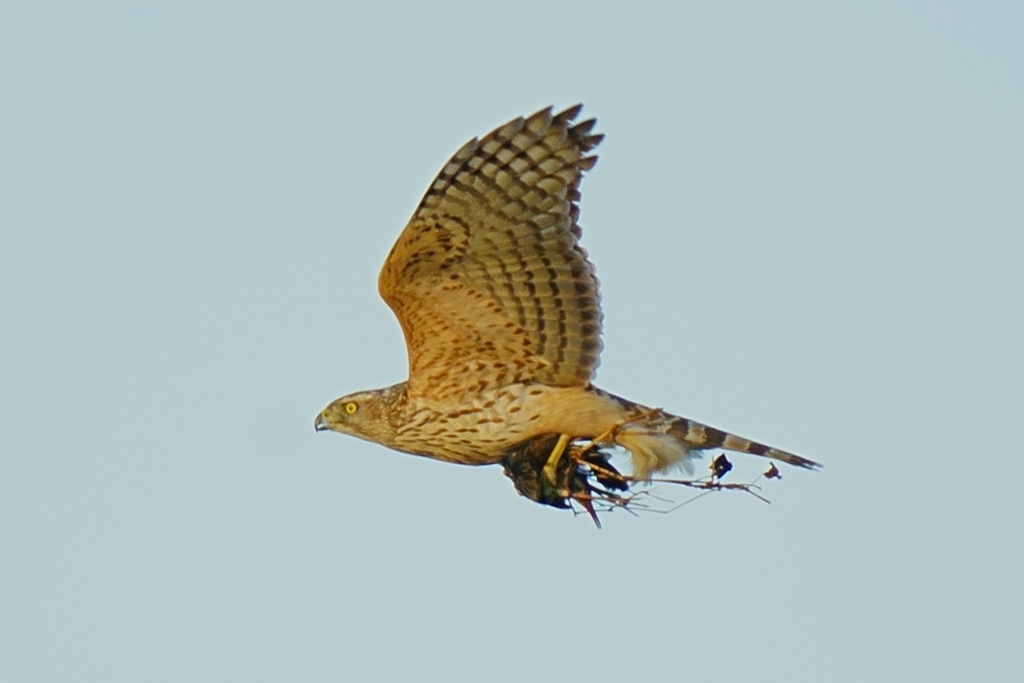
378 106 604 401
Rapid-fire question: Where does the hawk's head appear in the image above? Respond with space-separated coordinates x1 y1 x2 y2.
314 383 405 445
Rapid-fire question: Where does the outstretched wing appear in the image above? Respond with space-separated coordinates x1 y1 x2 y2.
378 105 604 401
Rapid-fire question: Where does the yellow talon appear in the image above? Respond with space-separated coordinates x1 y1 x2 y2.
542 434 572 487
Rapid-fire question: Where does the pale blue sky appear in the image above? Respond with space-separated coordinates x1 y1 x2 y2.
2 2 1022 681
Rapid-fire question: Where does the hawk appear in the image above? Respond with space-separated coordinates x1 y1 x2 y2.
315 105 818 511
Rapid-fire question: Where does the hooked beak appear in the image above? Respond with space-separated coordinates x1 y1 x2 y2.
314 413 329 432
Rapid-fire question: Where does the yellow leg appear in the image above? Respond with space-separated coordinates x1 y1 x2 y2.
542 434 572 488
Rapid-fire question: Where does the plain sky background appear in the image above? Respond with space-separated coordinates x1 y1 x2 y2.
2 1 1022 681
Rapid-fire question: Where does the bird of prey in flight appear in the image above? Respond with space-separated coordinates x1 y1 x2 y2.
315 105 818 516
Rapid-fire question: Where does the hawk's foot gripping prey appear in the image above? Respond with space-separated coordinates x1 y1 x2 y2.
314 105 819 520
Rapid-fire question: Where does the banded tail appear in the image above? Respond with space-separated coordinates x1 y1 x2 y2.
607 399 820 480
666 417 819 470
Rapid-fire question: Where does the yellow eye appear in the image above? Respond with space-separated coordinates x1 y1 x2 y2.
344 402 358 415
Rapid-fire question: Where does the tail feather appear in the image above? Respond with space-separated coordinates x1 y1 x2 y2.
667 417 820 470
595 390 820 479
